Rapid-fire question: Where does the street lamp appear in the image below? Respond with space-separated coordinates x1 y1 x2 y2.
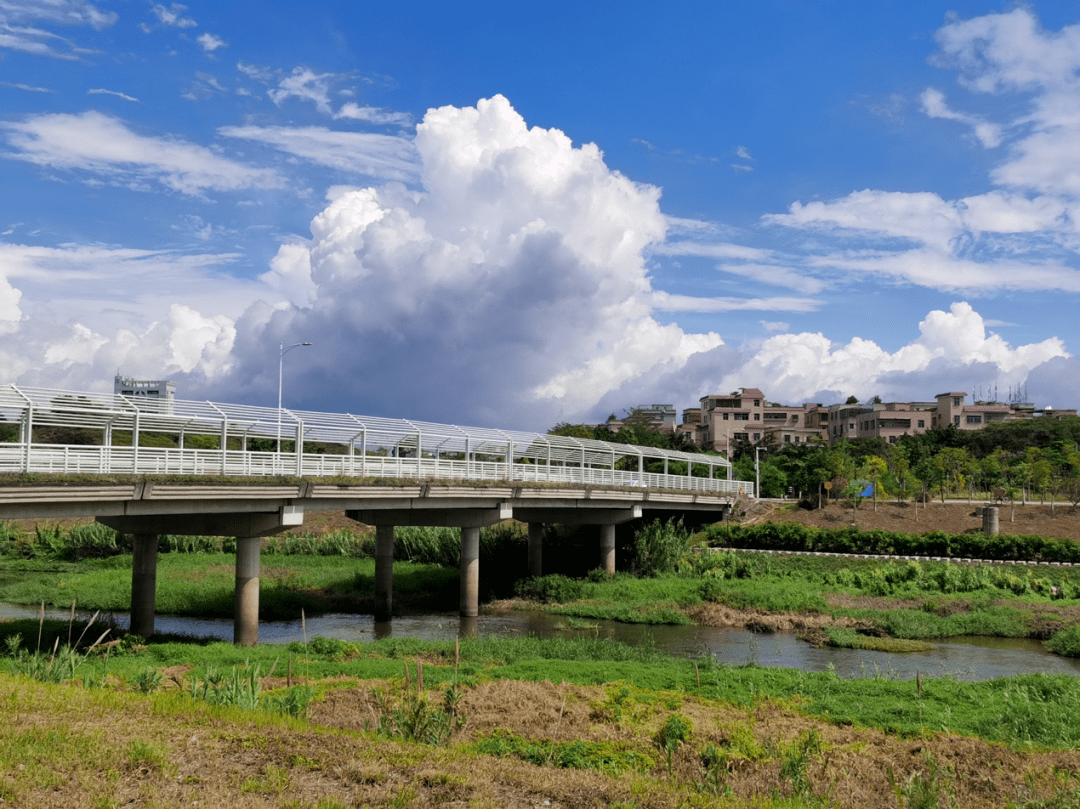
277 342 313 453
754 444 767 499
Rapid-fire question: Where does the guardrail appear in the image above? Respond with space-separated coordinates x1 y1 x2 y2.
0 443 753 496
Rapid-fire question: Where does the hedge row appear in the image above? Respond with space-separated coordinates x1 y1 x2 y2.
702 522 1080 563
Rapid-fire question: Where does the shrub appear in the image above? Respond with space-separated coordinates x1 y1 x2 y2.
515 574 584 604
1047 625 1080 657
627 519 690 576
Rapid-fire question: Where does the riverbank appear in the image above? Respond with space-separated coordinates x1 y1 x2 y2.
5 631 1080 808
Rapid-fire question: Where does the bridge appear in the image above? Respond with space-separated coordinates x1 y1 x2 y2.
0 384 752 644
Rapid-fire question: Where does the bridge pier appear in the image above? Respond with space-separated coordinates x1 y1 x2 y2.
130 534 159 638
460 527 481 617
527 523 543 577
234 537 260 647
98 508 303 647
600 524 616 575
374 525 395 621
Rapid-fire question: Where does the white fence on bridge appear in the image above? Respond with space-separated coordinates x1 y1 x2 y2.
0 384 754 497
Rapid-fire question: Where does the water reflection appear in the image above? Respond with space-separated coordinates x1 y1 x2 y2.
5 601 1080 682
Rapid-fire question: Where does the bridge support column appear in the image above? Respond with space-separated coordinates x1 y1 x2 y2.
234 537 260 647
460 526 480 617
600 524 616 575
130 533 159 639
527 523 543 577
374 524 395 622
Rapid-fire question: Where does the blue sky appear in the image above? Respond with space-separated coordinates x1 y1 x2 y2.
2 1 1080 429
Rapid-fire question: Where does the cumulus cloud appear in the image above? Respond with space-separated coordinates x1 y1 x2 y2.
1 111 283 195
595 302 1066 415
200 95 728 425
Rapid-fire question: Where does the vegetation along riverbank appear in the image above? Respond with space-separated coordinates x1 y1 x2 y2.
6 619 1080 807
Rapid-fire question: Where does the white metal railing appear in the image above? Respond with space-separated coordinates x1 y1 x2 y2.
0 383 755 497
0 442 754 496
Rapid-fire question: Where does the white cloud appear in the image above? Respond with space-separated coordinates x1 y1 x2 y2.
651 292 821 313
0 82 54 93
2 111 283 195
151 4 196 29
731 163 753 172
760 320 788 332
267 67 339 114
219 124 417 182
920 87 1002 147
736 146 754 161
715 263 827 295
88 88 138 102
0 241 275 388
204 95 725 425
698 302 1065 407
335 103 413 127
198 32 225 53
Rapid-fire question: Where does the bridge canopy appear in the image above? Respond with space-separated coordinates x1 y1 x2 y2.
0 384 732 478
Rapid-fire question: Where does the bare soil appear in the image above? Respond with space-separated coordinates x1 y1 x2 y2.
743 498 1080 541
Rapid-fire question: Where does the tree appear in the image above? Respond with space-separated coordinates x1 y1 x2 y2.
548 422 593 440
859 456 888 511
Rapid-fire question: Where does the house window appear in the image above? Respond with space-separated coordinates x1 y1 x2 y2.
792 414 799 422
966 415 982 424
733 413 749 421
954 415 960 425
753 400 760 407
953 397 961 406
753 433 760 441
918 420 924 428
722 413 729 420
784 434 791 443
753 413 760 420
889 436 897 443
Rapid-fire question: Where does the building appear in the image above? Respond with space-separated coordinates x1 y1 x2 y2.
114 375 176 406
678 386 1059 453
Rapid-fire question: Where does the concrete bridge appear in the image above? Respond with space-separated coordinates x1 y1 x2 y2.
0 384 751 644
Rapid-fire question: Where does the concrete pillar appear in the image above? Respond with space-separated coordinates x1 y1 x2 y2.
983 505 999 537
234 536 260 646
460 526 480 617
374 524 395 622
600 524 616 574
130 533 159 639
527 522 543 578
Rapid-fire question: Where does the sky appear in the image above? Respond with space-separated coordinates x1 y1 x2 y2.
2 1 1080 430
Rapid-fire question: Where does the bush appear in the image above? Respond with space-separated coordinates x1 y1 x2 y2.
627 519 690 576
1047 625 1080 657
515 574 584 604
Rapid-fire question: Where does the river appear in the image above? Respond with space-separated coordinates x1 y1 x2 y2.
6 602 1080 682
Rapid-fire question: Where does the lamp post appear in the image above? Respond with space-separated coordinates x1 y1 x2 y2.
277 342 313 453
754 444 766 499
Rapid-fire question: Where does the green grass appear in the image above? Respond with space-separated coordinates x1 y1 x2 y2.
0 553 460 618
7 628 1080 751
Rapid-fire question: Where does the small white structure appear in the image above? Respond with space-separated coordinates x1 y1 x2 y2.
114 375 176 401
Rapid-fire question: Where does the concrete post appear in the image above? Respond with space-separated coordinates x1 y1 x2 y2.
234 536 260 646
527 522 543 578
983 505 999 537
600 524 616 574
130 533 159 638
374 524 395 622
460 526 480 617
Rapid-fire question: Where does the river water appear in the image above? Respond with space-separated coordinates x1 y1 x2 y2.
6 602 1080 682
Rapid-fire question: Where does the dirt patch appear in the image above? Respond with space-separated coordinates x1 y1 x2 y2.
687 603 860 633
752 500 1080 541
